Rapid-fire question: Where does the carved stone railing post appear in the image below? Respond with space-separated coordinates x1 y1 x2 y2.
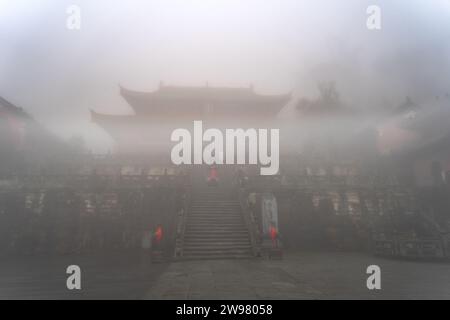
173 175 191 259
239 188 261 257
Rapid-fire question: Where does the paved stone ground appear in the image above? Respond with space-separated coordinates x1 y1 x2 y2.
1 251 449 299
0 251 167 299
145 251 450 300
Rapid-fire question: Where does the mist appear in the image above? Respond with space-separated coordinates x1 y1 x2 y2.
1 0 450 152
3 1 450 300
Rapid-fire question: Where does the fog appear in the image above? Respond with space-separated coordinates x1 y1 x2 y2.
1 0 450 152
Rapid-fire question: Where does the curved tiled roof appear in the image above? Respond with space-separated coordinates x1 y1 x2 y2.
119 83 291 115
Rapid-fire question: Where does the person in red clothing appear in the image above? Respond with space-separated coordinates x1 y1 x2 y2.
207 164 219 186
151 225 164 263
270 225 278 248
154 226 163 244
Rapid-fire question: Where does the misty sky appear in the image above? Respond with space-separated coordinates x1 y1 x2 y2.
1 0 450 151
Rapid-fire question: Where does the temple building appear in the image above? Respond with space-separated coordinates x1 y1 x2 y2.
91 84 292 155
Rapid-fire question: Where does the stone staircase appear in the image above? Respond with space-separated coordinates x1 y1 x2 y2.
180 188 254 260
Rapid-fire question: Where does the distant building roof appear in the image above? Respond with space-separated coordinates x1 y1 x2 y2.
0 95 29 118
119 84 291 115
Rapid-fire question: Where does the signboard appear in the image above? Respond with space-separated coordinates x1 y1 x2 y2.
261 193 278 237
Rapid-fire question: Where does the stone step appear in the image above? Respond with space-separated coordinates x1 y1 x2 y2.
182 251 253 258
193 199 234 202
188 220 244 224
193 200 234 202
190 213 241 216
190 216 241 219
191 208 239 211
186 228 245 231
190 207 240 213
186 222 245 230
191 209 240 212
187 219 243 222
192 205 239 206
191 205 239 208
185 238 249 241
185 229 248 234
192 201 239 204
190 212 240 215
189 212 241 216
189 215 242 218
190 211 240 214
184 239 250 244
186 220 244 224
184 234 250 240
193 192 233 196
193 191 233 194
184 246 252 252
191 207 240 210
184 237 249 242
186 225 245 227
187 219 243 223
179 254 253 261
184 242 251 247
184 229 248 233
183 248 253 254
188 218 243 221
193 195 235 197
190 208 240 213
189 219 242 222
192 198 238 200
185 231 248 235
190 212 241 215
191 208 240 210
189 216 241 218
189 218 242 220
191 204 240 207
185 225 247 230
178 188 254 261
184 232 248 236
185 233 249 238
189 217 242 220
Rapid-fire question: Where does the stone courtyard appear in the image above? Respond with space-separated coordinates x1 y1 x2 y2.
1 251 449 299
